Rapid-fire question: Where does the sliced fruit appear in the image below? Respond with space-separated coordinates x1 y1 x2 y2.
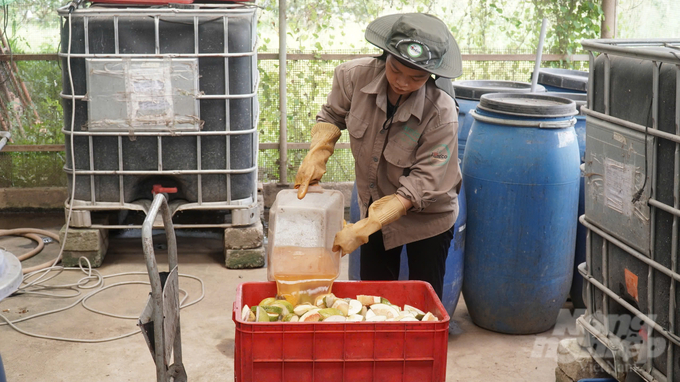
267 312 279 321
365 309 376 320
241 305 251 322
397 312 416 319
282 313 296 322
386 318 397 321
323 315 347 322
293 303 317 316
323 294 337 309
361 306 368 316
421 312 438 321
347 314 364 322
270 302 290 316
357 295 381 306
347 299 362 316
399 316 419 322
289 315 299 323
259 297 277 307
331 299 349 316
403 304 425 316
369 303 400 319
380 297 391 304
318 308 344 320
300 310 322 322
261 306 283 316
366 315 387 322
255 306 270 322
274 300 294 314
315 293 335 308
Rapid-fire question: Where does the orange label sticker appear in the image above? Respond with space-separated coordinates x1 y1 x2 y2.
625 268 639 302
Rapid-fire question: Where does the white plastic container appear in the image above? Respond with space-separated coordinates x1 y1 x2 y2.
266 189 344 303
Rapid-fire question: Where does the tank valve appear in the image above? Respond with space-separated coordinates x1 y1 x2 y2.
152 184 178 195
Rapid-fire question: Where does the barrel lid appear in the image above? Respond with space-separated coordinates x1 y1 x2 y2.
478 93 578 118
544 92 587 114
536 68 588 92
452 80 546 101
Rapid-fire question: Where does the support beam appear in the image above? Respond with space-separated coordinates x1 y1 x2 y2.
278 0 288 185
601 0 617 39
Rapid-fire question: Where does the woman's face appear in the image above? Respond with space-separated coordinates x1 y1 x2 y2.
385 55 431 97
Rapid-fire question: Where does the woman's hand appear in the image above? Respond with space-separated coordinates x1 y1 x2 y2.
294 123 342 199
332 194 409 255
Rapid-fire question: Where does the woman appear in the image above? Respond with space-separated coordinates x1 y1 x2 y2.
294 13 463 299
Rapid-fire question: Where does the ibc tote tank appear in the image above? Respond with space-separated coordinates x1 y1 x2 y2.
462 93 580 334
59 4 258 215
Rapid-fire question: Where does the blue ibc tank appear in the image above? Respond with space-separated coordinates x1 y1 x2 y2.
546 92 587 310
462 93 580 334
536 68 588 93
452 81 546 163
348 179 467 319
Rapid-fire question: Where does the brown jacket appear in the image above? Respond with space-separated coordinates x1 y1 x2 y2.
317 57 461 249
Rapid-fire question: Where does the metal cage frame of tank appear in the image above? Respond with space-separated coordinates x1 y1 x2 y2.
579 38 680 382
57 4 259 229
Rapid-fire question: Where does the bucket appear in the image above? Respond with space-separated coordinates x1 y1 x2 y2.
347 177 466 320
452 80 546 165
462 93 580 334
535 68 588 93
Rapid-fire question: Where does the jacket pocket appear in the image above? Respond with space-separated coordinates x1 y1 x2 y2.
383 139 416 168
383 140 416 186
346 113 370 158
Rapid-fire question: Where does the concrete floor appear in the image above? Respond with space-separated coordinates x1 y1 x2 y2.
0 211 579 381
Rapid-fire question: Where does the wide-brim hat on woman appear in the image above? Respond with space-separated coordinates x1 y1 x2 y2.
365 13 463 79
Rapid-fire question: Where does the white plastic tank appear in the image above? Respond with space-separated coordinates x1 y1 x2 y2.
267 188 344 304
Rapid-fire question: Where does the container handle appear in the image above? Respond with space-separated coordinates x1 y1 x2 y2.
470 110 576 129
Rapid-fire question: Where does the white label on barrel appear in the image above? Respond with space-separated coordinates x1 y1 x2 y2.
557 130 576 148
604 158 634 217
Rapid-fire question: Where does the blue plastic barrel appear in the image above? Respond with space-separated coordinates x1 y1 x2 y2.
453 81 546 164
462 93 580 334
546 92 587 310
348 178 467 320
536 68 588 93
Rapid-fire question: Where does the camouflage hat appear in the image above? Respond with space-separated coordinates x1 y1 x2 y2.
365 13 463 78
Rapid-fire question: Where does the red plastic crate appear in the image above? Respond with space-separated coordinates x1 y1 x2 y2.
232 280 449 382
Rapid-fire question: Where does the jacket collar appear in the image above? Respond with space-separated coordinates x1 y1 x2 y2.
360 62 426 123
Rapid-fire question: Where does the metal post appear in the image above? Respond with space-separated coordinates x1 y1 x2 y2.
601 0 617 39
278 0 288 184
530 18 548 93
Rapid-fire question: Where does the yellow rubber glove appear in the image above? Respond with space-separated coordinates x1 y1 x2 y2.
294 122 342 199
332 194 408 256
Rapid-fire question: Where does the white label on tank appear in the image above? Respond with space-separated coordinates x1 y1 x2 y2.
604 158 635 217
126 63 174 127
557 130 576 148
613 132 627 145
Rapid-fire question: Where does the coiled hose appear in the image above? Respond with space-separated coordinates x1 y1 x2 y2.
0 229 61 274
